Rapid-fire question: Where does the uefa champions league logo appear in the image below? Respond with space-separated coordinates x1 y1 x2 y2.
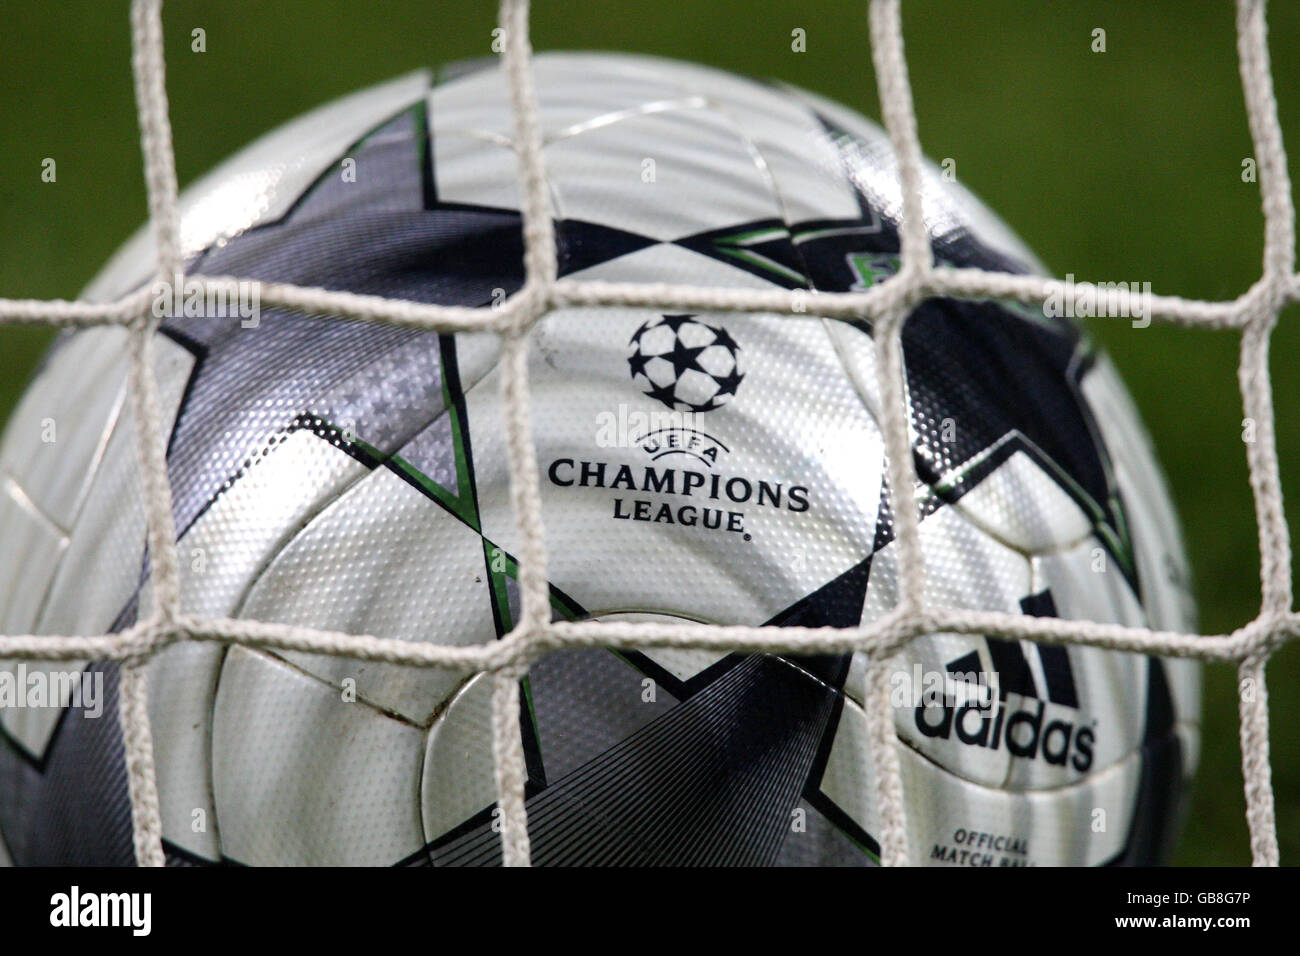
627 315 744 413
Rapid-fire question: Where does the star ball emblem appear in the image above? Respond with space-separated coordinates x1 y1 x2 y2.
626 315 745 413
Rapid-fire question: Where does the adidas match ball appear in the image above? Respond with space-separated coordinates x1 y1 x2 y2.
0 54 1198 865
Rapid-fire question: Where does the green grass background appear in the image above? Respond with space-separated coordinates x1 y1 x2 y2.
1 1 1296 865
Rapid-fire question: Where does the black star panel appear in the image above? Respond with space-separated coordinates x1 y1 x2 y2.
425 653 843 867
162 104 655 540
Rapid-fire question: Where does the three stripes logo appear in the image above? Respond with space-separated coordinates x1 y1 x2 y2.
914 590 1096 772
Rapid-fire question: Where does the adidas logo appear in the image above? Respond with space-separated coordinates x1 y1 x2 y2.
913 590 1096 772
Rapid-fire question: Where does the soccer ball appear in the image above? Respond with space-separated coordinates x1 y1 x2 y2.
0 53 1198 865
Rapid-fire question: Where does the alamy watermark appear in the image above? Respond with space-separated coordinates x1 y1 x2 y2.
1043 273 1153 328
0 664 104 718
50 886 151 936
891 663 996 709
151 272 261 327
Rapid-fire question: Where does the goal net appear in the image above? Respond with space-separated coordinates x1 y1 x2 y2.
0 0 1291 866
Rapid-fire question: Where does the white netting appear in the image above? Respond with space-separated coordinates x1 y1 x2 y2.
0 0 1294 867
